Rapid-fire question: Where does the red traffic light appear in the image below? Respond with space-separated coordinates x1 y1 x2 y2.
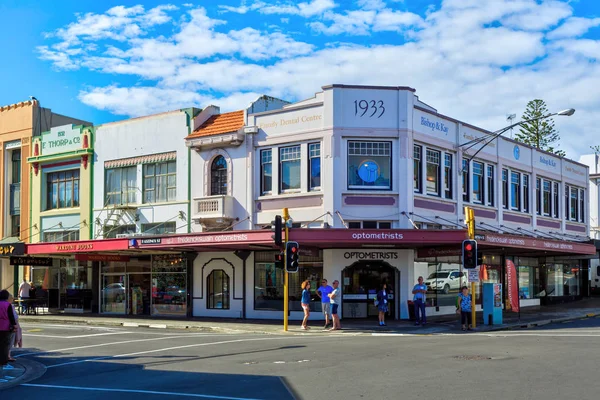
465 243 473 251
290 246 298 253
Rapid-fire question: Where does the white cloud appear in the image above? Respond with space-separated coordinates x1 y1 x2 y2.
220 0 336 17
310 10 377 35
547 17 600 39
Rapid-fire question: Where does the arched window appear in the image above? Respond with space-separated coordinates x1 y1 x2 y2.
210 155 228 196
207 269 230 309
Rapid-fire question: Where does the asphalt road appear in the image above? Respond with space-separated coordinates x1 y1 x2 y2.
4 317 600 400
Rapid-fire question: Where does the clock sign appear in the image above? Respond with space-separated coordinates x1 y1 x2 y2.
358 160 380 183
513 145 520 160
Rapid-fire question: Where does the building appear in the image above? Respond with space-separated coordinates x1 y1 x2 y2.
578 152 600 294
0 99 89 294
23 85 596 321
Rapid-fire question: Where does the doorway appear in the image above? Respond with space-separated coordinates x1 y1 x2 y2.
128 273 151 315
342 261 398 319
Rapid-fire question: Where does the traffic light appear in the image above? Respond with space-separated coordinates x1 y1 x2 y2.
271 215 282 246
286 241 299 273
274 252 284 269
477 252 483 267
462 239 477 269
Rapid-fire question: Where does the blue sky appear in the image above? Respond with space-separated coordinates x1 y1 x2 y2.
1 0 599 158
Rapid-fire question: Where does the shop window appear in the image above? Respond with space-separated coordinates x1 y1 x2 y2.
543 262 580 297
210 156 228 196
486 165 494 206
462 159 469 202
46 169 80 210
543 180 551 216
207 270 230 309
472 161 484 204
280 145 301 192
348 141 391 190
143 161 176 203
103 224 136 239
309 143 321 191
553 182 559 218
523 174 530 213
414 262 470 307
426 149 441 196
254 251 323 312
444 153 452 199
413 145 422 193
514 257 540 299
510 171 521 211
502 169 508 209
105 166 137 206
43 230 80 242
141 222 176 235
260 149 272 195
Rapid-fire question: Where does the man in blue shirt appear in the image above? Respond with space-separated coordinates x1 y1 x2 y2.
412 276 427 326
316 279 333 329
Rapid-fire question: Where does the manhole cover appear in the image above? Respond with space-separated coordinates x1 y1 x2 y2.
453 355 492 361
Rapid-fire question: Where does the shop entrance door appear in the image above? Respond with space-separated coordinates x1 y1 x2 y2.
342 261 398 319
128 273 151 315
101 274 126 314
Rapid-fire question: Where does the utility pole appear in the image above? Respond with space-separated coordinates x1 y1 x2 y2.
464 206 476 329
283 207 290 331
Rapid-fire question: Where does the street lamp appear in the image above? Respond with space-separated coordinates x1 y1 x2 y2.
460 108 576 167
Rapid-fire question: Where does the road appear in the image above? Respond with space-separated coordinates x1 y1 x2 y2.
4 317 600 400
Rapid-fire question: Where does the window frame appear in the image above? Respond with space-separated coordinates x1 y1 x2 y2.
207 269 230 310
579 188 585 223
46 169 80 211
570 186 579 221
523 174 530 213
553 182 559 218
413 145 422 194
143 161 176 204
502 169 509 210
486 164 494 207
210 155 228 196
426 149 441 197
471 161 484 204
462 158 469 202
105 166 137 206
347 141 392 190
444 153 452 199
260 149 273 195
510 171 521 211
308 143 321 191
279 145 301 193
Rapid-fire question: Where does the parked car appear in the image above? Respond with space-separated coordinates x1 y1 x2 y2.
425 270 464 294
102 282 126 301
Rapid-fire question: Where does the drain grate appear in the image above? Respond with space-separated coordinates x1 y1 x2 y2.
453 355 492 361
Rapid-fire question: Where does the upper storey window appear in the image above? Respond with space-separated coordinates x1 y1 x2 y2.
348 141 391 190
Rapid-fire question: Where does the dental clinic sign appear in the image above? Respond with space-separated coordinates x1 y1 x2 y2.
41 125 82 156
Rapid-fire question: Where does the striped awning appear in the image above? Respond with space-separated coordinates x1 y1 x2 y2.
104 151 177 168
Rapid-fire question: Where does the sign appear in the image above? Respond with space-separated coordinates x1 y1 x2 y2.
55 243 94 251
254 107 323 136
468 269 480 283
26 239 130 255
506 259 520 313
474 234 486 241
340 88 400 129
0 242 25 256
343 251 398 260
513 145 520 160
140 238 162 245
414 109 457 138
10 256 53 266
75 254 131 262
41 125 83 156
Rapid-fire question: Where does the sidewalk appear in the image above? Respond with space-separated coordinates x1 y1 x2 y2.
19 297 600 335
0 358 46 390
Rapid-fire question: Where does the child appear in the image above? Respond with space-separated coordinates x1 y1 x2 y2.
456 286 472 331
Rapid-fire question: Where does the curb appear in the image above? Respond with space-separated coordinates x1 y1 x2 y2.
0 358 47 391
485 312 597 332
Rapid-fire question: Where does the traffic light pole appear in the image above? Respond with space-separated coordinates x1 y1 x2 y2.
283 207 290 332
465 206 476 329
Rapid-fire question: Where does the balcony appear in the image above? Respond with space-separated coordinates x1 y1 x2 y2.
193 195 236 228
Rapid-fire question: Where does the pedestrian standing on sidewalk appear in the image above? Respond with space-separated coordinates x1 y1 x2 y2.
0 290 18 372
18 278 31 315
316 279 333 329
328 280 342 331
412 276 427 326
6 295 20 362
457 286 473 331
301 280 311 330
376 283 389 327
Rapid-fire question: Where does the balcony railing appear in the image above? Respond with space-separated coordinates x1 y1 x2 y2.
193 195 235 221
10 183 20 215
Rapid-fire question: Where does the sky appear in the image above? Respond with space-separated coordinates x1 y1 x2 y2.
1 0 599 159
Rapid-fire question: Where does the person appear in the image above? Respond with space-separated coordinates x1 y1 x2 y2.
412 276 427 326
328 280 342 331
457 286 473 331
376 283 389 326
316 279 333 329
0 290 18 372
300 280 311 330
18 278 31 314
7 294 20 362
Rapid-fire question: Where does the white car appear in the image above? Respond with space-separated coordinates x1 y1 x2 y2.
425 270 464 294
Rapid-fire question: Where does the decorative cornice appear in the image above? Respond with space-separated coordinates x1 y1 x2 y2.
0 99 38 112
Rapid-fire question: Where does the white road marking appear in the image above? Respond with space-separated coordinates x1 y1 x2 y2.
20 384 265 400
23 332 133 339
20 323 122 331
14 333 239 358
46 335 339 369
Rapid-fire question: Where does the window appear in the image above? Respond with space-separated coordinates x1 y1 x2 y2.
103 224 136 239
426 149 441 196
462 159 469 202
510 171 520 210
10 216 20 238
580 188 585 223
348 141 391 190
141 222 176 235
260 149 272 195
523 175 529 213
207 270 230 309
143 161 176 203
105 167 137 205
502 169 508 209
309 143 321 190
570 187 578 221
553 182 559 218
348 221 391 229
11 149 21 184
565 186 569 220
280 145 301 191
444 153 452 199
43 230 79 242
542 180 551 216
210 156 228 196
413 145 422 193
472 162 484 204
46 169 80 210
486 165 494 206
536 178 542 216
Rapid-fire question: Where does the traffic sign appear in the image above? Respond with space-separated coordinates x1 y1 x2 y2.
468 269 480 283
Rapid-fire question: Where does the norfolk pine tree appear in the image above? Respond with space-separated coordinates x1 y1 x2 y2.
515 99 566 157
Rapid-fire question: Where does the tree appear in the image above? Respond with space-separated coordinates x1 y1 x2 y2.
515 99 566 157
